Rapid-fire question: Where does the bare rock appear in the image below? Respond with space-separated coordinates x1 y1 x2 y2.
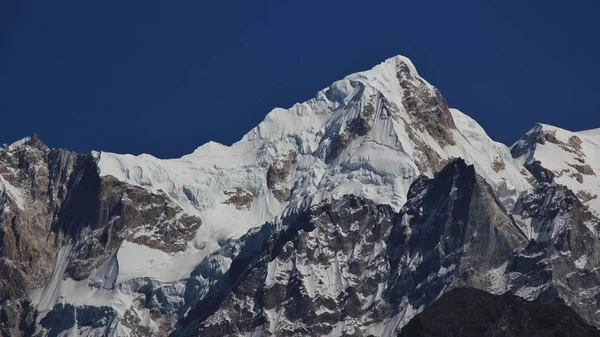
267 151 296 202
223 188 254 210
569 163 596 176
492 158 506 172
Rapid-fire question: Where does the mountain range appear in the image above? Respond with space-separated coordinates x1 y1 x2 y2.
1 55 599 336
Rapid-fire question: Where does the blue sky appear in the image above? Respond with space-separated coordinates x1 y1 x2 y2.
1 1 599 158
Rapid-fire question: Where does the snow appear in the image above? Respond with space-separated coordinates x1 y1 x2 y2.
95 54 531 251
7 136 31 150
79 55 534 335
512 123 600 215
115 241 214 283
575 255 588 269
22 54 539 335
449 109 532 206
34 244 75 312
576 127 600 137
515 284 549 301
486 261 509 293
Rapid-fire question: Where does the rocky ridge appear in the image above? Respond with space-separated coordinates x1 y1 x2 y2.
0 55 598 336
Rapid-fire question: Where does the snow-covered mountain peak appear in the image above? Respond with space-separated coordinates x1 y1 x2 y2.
96 55 530 243
0 55 534 336
512 122 600 215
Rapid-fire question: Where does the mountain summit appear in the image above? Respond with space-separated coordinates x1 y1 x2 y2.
1 55 599 336
512 123 600 215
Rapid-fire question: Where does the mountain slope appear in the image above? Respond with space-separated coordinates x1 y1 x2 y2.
512 123 600 215
0 136 202 336
24 54 529 334
399 288 600 337
1 54 598 337
172 159 528 337
87 57 531 310
96 55 531 240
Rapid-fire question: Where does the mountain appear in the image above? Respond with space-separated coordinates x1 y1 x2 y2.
399 288 600 337
170 158 529 336
0 55 598 336
512 123 600 216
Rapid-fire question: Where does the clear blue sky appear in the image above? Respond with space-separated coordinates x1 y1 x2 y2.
2 1 599 158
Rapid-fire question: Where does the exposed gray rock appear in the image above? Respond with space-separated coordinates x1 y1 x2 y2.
570 163 597 176
172 159 531 336
39 303 117 337
3 133 600 337
507 183 600 326
0 136 202 336
399 288 600 337
267 150 296 202
396 61 456 147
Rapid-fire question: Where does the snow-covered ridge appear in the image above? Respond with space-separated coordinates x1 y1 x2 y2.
6 136 31 150
13 54 533 336
4 53 600 337
512 122 600 215
96 55 531 246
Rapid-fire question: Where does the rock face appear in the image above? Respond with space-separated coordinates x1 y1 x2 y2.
512 123 600 216
395 61 456 147
399 288 600 337
503 182 600 326
172 159 530 336
0 136 201 336
0 54 599 337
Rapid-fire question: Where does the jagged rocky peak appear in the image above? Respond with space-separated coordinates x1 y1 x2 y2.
398 158 528 263
0 134 82 336
171 159 530 337
502 181 600 326
1 133 46 151
393 56 456 147
512 123 600 215
3 53 596 337
95 54 530 246
387 158 528 301
175 196 398 337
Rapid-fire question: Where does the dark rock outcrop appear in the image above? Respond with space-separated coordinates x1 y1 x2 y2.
399 288 600 337
173 159 530 336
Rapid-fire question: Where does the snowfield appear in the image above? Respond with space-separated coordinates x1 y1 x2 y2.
3 54 599 337
512 123 600 215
